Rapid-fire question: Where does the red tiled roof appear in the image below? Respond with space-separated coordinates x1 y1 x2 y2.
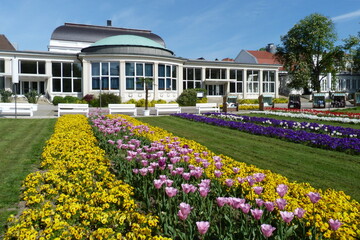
0 34 15 51
222 58 234 62
247 50 281 65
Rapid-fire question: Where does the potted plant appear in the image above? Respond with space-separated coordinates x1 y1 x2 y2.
138 77 153 116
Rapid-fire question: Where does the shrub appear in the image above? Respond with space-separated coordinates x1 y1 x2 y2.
0 89 12 102
52 96 64 105
197 97 208 103
124 99 138 105
24 90 41 104
98 93 121 107
177 89 198 106
239 99 259 104
82 94 95 103
273 98 288 103
64 96 80 103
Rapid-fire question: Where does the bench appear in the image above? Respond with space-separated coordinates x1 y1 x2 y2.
58 103 89 117
0 103 36 117
196 103 220 114
108 104 137 116
155 103 181 116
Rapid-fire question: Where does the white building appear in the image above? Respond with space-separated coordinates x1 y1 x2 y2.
0 22 281 103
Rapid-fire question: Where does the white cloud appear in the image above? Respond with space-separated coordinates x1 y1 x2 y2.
332 9 360 22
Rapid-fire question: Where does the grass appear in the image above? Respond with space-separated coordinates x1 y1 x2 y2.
137 116 360 202
0 118 56 236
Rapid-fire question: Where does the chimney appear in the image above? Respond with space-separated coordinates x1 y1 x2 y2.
107 20 112 27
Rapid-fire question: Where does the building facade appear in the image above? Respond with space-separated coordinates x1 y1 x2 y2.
0 22 281 103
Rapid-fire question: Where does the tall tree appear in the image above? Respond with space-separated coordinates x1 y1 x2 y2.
343 33 360 73
276 13 344 92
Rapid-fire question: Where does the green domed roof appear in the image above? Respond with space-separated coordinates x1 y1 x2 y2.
92 34 166 49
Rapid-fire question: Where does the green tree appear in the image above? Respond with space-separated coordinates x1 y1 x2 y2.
343 33 360 73
137 77 153 110
276 13 344 92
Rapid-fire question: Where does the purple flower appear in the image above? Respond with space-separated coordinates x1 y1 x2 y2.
239 203 251 214
214 170 223 178
261 224 276 238
255 198 264 207
276 184 288 197
328 219 342 231
294 207 306 218
196 221 210 235
198 186 210 197
225 179 234 187
253 186 263 195
275 198 287 210
153 179 163 189
251 208 263 220
216 197 228 207
165 187 178 197
264 201 275 212
307 192 321 204
280 211 294 223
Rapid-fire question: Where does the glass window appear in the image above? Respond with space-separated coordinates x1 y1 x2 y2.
166 78 171 90
0 59 5 73
195 68 201 80
52 63 61 77
172 66 177 78
63 63 72 77
136 77 144 90
172 79 177 90
38 62 45 74
111 77 119 90
0 76 5 89
136 63 143 76
102 77 109 90
92 63 100 76
158 78 165 90
21 61 37 74
230 70 236 79
102 63 109 75
195 82 201 88
145 63 153 76
187 68 194 80
92 77 100 90
166 66 171 77
110 62 119 75
126 78 134 90
53 78 61 92
247 70 259 93
158 64 165 77
39 82 45 94
126 62 134 76
63 78 72 92
73 78 82 92
73 63 82 77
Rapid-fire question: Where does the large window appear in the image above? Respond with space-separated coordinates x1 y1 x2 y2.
247 70 259 93
263 71 275 93
52 62 82 92
206 68 226 79
158 64 177 91
0 59 4 73
0 76 4 89
20 60 45 74
183 67 202 89
229 69 243 93
92 62 119 90
125 62 153 90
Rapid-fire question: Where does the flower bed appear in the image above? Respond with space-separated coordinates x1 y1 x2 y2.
265 107 360 120
4 115 169 240
91 113 360 239
203 112 360 138
173 113 360 154
256 110 360 124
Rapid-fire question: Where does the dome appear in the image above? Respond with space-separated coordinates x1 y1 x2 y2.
91 35 165 49
81 34 174 56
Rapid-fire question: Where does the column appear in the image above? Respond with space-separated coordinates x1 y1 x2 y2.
119 60 125 100
154 62 158 100
275 69 279 98
242 69 247 99
259 69 263 95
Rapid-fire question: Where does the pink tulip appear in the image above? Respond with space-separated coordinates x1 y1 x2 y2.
251 208 263 220
215 161 223 169
280 211 294 223
141 160 149 166
256 198 264 207
132 168 139 174
307 192 321 204
182 172 191 181
294 208 306 218
231 198 245 209
139 168 148 176
239 203 251 214
153 179 163 189
253 173 266 182
165 187 178 197
213 156 221 162
253 186 263 195
264 201 275 212
275 198 287 210
165 179 173 187
159 175 167 181
247 177 255 186
233 167 240 174
216 197 228 207
261 224 276 238
276 184 288 197
196 221 210 235
214 170 223 178
199 186 210 197
181 184 196 194
328 219 342 231
178 210 188 220
179 202 192 216
225 179 234 187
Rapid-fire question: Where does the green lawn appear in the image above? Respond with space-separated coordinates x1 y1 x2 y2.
0 118 56 236
138 116 360 202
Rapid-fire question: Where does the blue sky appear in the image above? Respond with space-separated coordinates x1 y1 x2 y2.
1 0 359 60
